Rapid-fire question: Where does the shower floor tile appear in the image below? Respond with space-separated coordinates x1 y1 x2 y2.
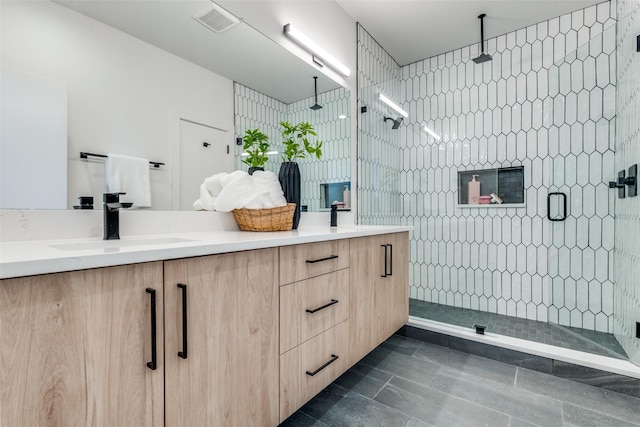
409 299 628 359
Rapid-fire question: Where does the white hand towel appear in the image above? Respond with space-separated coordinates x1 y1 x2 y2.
106 153 152 208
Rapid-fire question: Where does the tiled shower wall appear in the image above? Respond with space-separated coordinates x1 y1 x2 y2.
234 83 350 211
357 24 403 225
396 2 617 331
614 0 640 363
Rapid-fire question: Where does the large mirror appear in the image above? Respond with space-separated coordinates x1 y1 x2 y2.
0 0 350 211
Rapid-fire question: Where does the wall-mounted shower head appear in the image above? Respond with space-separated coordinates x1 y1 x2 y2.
384 116 403 129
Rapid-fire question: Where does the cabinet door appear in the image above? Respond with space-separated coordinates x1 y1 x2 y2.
0 263 164 427
164 248 279 427
376 232 409 344
349 233 409 365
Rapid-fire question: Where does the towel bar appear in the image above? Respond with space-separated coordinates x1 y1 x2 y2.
80 151 164 168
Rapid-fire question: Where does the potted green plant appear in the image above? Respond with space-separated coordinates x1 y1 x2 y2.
241 128 270 174
278 121 323 229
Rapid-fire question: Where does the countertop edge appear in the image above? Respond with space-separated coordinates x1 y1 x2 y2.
0 226 412 279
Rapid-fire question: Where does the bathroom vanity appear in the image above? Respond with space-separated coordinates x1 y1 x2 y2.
0 225 409 426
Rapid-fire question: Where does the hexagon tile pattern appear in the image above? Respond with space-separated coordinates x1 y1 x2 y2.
401 2 617 332
361 2 620 333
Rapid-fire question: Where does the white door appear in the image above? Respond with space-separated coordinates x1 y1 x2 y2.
179 119 230 210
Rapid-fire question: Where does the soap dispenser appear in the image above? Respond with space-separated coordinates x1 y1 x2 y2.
330 204 338 227
468 175 480 204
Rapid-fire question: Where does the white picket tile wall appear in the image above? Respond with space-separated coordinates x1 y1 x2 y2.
614 0 640 364
358 2 622 332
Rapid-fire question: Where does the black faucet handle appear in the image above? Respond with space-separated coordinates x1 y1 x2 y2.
103 192 126 203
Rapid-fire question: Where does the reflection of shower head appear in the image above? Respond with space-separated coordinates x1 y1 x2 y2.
384 116 403 129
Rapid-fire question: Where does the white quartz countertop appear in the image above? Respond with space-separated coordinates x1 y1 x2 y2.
0 226 411 279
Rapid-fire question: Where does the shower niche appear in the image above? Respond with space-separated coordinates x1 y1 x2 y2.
457 166 524 207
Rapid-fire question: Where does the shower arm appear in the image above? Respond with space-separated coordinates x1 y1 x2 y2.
479 13 487 54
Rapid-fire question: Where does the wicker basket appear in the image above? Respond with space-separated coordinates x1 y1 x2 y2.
232 203 296 232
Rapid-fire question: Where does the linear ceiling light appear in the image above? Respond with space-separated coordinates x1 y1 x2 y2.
283 24 351 77
423 126 441 140
379 93 408 118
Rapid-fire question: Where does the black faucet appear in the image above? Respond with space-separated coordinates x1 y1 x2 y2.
103 192 126 240
330 203 338 227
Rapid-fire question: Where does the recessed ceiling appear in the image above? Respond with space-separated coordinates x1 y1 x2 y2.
336 0 606 66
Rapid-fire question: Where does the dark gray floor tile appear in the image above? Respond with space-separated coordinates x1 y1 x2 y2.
279 411 330 427
449 337 553 373
403 418 431 427
552 360 640 398
334 364 391 398
375 377 510 427
508 418 540 427
397 326 451 348
562 403 640 427
301 384 409 427
516 368 640 425
429 371 563 426
359 346 440 385
380 334 422 356
413 341 517 385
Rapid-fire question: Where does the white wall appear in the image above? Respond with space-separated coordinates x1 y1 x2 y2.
1 1 234 210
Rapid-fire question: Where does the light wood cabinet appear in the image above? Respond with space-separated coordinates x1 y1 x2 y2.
349 232 409 365
163 248 279 427
279 269 350 354
279 239 349 285
1 232 409 427
0 262 164 427
280 320 349 422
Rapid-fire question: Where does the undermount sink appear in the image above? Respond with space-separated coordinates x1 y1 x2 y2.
50 237 197 251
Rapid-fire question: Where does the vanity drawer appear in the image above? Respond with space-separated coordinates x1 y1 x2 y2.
279 240 349 285
280 269 349 354
279 320 349 422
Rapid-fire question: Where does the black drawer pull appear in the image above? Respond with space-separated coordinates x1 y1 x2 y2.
306 255 338 264
177 283 188 359
388 244 393 276
306 354 339 376
306 299 339 314
381 244 388 277
146 288 157 370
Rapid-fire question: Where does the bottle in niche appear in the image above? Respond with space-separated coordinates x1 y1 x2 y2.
343 186 350 209
468 175 480 204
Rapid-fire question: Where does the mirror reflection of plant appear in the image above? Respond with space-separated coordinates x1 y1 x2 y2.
241 128 270 168
280 121 323 162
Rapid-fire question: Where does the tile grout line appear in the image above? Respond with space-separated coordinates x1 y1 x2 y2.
371 375 395 401
514 366 519 387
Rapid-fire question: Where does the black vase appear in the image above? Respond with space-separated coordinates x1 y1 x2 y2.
278 161 301 229
248 166 264 175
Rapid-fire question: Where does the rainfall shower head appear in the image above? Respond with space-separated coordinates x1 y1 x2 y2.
472 14 492 64
310 76 323 110
384 116 403 129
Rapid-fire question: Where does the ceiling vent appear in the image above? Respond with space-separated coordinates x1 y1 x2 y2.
193 3 240 34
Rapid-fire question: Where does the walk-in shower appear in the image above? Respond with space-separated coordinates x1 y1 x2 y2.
357 0 640 371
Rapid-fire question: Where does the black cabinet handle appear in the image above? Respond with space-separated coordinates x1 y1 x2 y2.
305 354 339 376
547 192 568 221
177 283 188 359
387 244 393 277
306 255 338 264
381 244 388 277
306 299 339 314
146 288 157 370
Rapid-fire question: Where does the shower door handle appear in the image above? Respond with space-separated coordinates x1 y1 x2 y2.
547 192 567 222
